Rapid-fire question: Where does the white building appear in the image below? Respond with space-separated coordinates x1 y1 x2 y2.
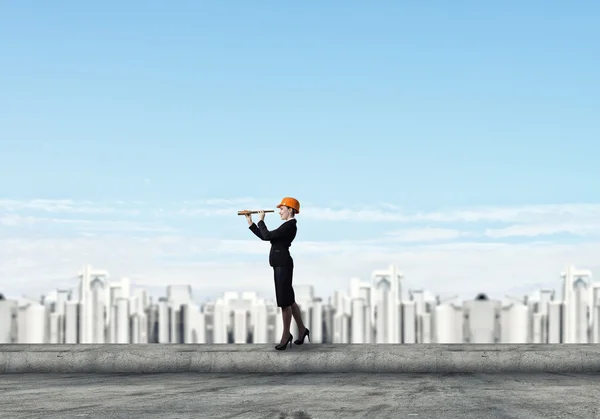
64 300 79 343
17 300 47 344
0 295 17 343
561 265 593 343
78 264 109 344
500 298 529 343
434 300 463 343
372 265 403 343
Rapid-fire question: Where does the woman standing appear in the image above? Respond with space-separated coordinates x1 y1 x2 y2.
245 197 310 350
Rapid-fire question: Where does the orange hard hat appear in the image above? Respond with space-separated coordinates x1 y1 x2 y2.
277 197 300 213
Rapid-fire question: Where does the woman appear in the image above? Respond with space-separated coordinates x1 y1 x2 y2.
245 197 310 350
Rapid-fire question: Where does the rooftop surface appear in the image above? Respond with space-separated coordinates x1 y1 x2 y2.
2 344 600 374
2 372 599 418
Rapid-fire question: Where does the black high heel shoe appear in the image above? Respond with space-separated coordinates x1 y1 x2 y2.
275 334 293 350
294 328 310 345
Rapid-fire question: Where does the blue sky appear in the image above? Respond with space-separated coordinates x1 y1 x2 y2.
0 1 599 302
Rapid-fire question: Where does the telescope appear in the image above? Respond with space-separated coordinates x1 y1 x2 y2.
237 210 275 215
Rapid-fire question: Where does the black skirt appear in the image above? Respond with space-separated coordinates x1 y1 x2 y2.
273 263 295 308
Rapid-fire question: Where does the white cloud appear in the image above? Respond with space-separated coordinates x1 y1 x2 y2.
173 201 600 244
0 233 598 304
383 227 467 242
304 203 600 224
0 214 38 227
174 198 266 216
485 223 600 238
0 214 175 234
0 199 141 215
5 198 600 227
1 198 600 304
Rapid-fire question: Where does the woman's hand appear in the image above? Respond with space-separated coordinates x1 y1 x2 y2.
258 210 265 221
244 211 253 226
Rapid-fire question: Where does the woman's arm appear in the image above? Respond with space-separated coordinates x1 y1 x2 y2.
256 220 294 240
245 211 266 240
249 222 266 240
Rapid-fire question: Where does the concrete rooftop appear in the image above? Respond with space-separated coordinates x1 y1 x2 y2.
2 344 600 374
3 372 600 418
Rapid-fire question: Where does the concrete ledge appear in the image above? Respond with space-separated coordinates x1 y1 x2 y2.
2 344 600 374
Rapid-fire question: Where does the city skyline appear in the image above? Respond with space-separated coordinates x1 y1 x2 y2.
2 263 596 345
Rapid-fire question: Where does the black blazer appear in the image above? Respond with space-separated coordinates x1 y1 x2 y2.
249 219 297 267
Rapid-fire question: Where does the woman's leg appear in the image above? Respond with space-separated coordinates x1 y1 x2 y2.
286 263 306 333
275 265 295 343
280 305 293 343
291 302 306 332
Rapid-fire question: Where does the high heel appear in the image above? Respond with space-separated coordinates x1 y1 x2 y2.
294 328 310 345
275 334 293 350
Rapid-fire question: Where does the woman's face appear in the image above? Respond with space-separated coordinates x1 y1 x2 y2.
279 205 292 219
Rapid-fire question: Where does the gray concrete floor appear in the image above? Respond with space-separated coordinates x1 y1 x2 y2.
1 373 599 418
